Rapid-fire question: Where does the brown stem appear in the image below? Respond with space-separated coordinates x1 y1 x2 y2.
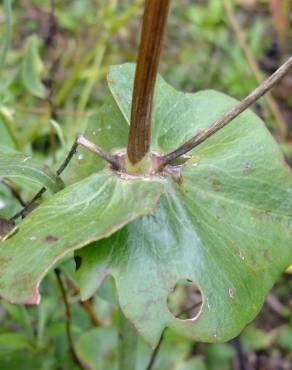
79 299 102 327
76 135 120 169
145 330 165 370
127 0 171 164
67 279 102 327
159 56 292 166
145 301 201 370
55 269 90 370
1 179 26 207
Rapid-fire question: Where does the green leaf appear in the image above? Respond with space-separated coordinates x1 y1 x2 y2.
176 359 206 370
0 333 32 354
241 326 275 352
0 169 163 304
0 151 63 192
75 328 117 370
75 326 193 370
22 35 46 98
76 64 292 346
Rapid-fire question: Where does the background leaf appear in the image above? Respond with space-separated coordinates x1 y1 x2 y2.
22 35 46 99
0 151 63 192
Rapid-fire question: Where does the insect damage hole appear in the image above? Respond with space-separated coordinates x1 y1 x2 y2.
167 279 203 320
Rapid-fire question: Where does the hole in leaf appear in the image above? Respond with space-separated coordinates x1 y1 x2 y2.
167 279 203 320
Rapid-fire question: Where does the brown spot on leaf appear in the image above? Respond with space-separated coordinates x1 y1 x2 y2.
0 256 12 268
0 219 16 241
242 161 256 175
45 235 58 243
212 180 222 192
262 249 271 261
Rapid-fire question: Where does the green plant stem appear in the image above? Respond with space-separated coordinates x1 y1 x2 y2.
127 0 171 165
0 0 13 73
77 44 107 112
0 109 21 150
118 309 138 370
19 306 35 345
56 0 144 108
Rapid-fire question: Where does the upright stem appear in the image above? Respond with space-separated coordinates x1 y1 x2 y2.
118 309 138 370
127 0 171 165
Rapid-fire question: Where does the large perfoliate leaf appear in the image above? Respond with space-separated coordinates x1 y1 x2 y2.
0 151 63 192
76 64 292 346
0 169 163 304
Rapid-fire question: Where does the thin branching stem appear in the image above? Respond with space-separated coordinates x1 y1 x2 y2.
1 179 26 207
76 135 120 169
158 56 292 167
145 302 202 370
145 330 165 370
10 135 118 220
127 0 171 164
55 269 89 370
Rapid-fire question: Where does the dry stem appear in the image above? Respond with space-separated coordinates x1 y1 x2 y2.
159 56 292 166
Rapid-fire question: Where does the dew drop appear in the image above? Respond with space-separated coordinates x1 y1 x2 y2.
30 236 37 241
107 125 111 129
228 288 235 299
207 298 211 310
242 161 252 169
239 251 245 261
77 154 84 161
92 131 96 136
0 200 5 209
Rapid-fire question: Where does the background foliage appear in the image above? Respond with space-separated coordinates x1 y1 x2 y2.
0 0 291 369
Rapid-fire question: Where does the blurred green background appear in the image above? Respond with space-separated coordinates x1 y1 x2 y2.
0 0 291 369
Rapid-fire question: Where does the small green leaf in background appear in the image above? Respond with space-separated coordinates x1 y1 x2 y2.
76 328 117 370
22 35 46 99
0 333 32 355
176 358 207 370
0 151 63 192
278 327 292 352
241 326 276 353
